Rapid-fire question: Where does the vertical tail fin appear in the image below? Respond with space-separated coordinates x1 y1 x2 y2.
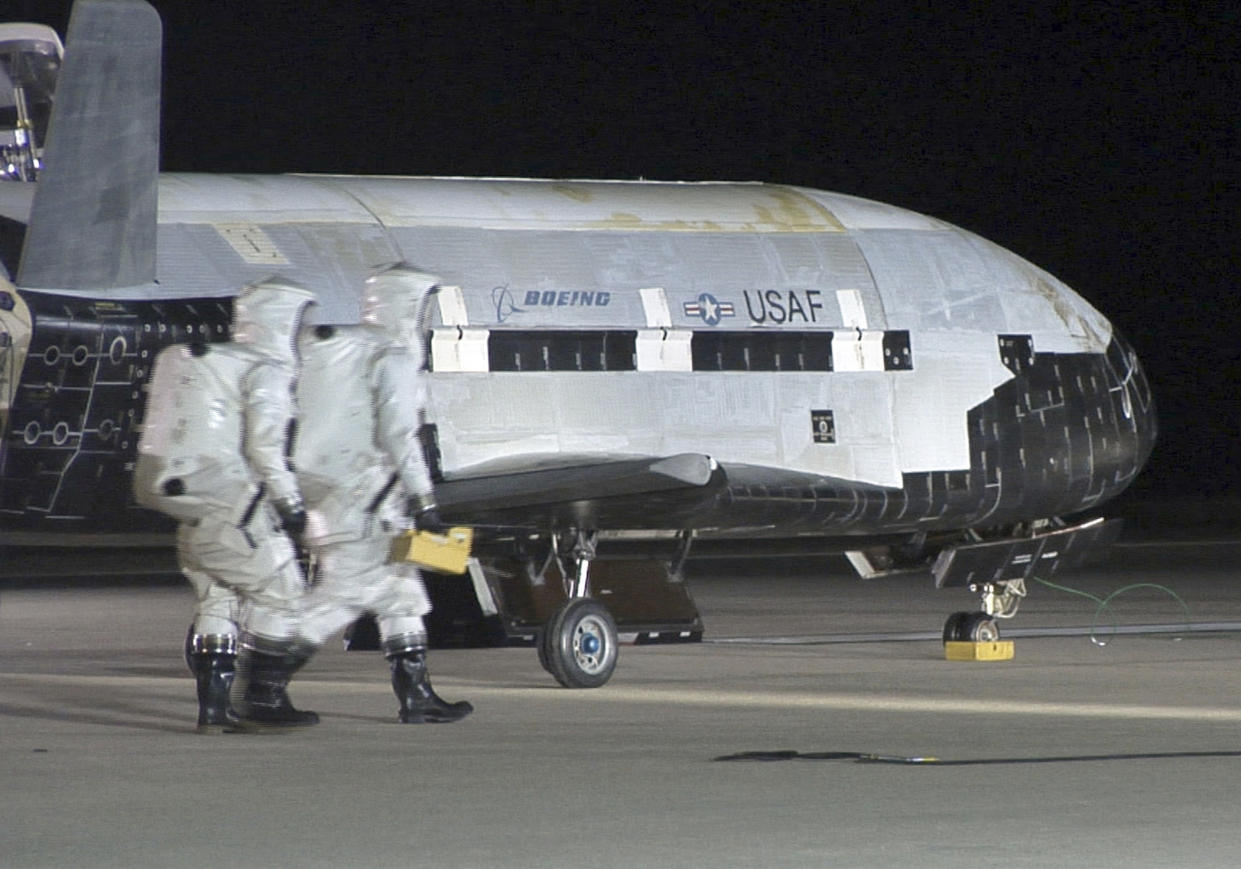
17 0 160 291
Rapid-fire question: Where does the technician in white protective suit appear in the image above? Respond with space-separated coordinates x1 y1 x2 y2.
293 264 473 723
136 278 319 732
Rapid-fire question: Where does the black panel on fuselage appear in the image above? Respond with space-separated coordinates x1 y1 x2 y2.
0 292 231 528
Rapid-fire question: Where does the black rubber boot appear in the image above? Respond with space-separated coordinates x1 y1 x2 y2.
185 631 238 734
183 623 196 672
388 648 473 723
231 636 319 730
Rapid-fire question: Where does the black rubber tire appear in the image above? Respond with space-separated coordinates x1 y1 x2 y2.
542 598 619 689
942 611 971 644
536 625 554 674
944 611 1001 643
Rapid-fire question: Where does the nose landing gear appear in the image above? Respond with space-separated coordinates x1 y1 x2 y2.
942 578 1025 644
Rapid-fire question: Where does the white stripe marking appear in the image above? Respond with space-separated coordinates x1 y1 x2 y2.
7 673 1239 722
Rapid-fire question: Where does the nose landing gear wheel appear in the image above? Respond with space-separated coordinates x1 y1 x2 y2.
538 598 619 688
943 611 1000 644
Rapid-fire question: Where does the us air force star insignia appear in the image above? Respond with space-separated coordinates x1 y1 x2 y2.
683 293 736 326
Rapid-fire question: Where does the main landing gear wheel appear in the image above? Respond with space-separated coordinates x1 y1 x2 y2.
943 611 1000 644
539 598 619 689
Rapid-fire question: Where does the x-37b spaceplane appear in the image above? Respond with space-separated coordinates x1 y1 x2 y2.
0 0 1155 686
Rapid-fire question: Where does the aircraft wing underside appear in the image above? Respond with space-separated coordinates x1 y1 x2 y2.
434 451 905 534
435 452 727 530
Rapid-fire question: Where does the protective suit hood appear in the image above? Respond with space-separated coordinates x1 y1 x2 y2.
232 277 317 364
360 265 440 355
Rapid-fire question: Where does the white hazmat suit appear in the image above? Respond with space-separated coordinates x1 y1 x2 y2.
135 277 316 731
294 265 472 723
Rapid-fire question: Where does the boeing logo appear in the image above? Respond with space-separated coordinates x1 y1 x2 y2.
683 293 736 326
523 290 611 308
493 286 526 323
493 287 611 322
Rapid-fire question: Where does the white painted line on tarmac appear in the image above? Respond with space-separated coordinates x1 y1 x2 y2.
435 683 1241 722
7 672 1241 722
707 621 1241 645
559 686 1241 722
0 672 185 687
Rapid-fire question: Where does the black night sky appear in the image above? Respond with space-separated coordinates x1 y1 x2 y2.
14 1 1241 503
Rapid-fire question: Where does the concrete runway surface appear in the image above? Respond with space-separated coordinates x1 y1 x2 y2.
4 540 1241 868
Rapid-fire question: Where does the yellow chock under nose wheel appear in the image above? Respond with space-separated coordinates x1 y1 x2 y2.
944 640 1015 661
942 611 1014 661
